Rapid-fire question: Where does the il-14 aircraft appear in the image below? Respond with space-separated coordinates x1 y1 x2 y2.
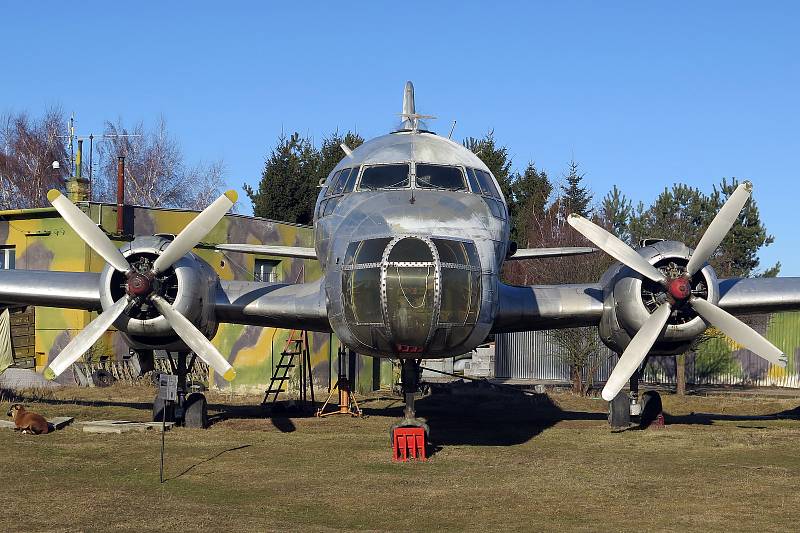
1 82 799 433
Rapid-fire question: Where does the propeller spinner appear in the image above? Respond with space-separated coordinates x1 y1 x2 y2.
43 190 238 382
568 181 786 402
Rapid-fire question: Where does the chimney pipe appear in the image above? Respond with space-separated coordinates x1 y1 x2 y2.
116 156 125 234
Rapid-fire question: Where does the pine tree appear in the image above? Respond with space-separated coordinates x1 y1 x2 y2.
561 159 592 217
245 130 363 225
245 132 319 224
600 185 633 244
510 162 552 244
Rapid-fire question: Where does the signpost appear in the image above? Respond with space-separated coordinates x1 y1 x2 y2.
158 374 178 483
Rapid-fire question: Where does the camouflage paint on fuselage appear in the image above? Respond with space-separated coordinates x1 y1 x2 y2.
0 202 392 394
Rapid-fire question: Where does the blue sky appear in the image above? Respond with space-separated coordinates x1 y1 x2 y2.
2 2 798 274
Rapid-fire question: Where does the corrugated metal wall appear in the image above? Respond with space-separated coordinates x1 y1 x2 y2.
496 311 800 388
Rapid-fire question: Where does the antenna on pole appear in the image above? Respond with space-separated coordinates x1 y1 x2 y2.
448 120 457 139
398 81 435 132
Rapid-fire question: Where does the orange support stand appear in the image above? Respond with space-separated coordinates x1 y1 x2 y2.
315 374 362 418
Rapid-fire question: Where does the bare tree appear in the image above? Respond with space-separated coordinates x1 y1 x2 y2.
0 109 68 210
94 117 226 210
507 172 616 395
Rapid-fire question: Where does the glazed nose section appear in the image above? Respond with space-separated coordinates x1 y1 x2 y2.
384 238 436 352
341 237 435 353
341 236 482 355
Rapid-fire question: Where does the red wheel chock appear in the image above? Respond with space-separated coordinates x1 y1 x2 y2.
392 427 426 462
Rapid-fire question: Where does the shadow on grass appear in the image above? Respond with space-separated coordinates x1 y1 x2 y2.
165 444 252 481
664 407 800 426
9 384 800 452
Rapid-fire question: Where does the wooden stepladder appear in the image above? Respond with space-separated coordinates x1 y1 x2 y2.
262 329 315 410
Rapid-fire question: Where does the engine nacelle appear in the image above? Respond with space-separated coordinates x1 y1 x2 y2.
598 240 719 356
98 236 219 350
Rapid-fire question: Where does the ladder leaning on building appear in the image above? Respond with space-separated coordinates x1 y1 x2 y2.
262 329 315 409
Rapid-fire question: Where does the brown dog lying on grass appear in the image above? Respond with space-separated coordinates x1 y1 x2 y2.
6 404 49 435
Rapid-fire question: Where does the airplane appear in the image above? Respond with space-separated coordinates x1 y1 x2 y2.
1 81 799 436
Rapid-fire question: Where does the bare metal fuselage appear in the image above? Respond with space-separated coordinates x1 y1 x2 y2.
313 131 509 359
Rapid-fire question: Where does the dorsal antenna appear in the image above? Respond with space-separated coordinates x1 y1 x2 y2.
398 81 435 132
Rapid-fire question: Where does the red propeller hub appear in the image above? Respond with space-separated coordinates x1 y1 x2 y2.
667 277 691 301
126 273 152 297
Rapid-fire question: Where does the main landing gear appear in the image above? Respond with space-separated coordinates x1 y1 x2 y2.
153 351 208 429
608 368 663 429
391 359 430 437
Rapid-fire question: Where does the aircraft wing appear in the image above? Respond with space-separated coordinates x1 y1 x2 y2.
492 282 604 333
505 246 596 261
215 278 330 332
492 277 800 334
212 244 317 260
0 269 101 310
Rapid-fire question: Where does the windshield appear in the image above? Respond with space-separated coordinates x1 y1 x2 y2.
359 164 410 190
415 164 466 191
474 169 500 198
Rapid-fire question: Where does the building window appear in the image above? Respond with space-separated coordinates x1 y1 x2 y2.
0 246 15 270
254 258 281 282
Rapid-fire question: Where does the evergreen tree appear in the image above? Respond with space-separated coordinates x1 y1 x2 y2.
626 179 777 278
708 178 777 278
600 185 633 244
510 162 552 244
245 132 319 224
560 159 592 217
245 130 363 225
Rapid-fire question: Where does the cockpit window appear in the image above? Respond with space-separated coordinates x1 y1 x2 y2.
465 168 481 193
332 168 351 195
474 169 500 198
341 167 359 193
415 164 466 191
325 170 344 198
359 164 410 190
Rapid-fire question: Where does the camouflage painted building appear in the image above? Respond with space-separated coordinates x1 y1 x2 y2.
0 201 394 394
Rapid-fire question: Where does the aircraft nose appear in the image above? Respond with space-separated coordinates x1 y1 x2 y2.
340 235 482 356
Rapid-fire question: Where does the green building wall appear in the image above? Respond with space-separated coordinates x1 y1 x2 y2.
0 202 393 395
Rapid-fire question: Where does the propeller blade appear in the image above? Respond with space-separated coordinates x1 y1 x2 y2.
48 190 131 273
601 303 672 401
686 181 752 276
150 295 236 381
152 190 237 274
43 296 129 380
690 297 786 367
567 214 667 284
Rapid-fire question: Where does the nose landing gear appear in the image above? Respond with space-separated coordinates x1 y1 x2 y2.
391 359 430 439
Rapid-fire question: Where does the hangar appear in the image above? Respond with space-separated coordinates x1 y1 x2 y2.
0 179 394 395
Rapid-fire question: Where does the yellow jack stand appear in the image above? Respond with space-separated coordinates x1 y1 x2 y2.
315 374 362 418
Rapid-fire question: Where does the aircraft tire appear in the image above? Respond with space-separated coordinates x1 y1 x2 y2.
639 390 663 428
608 391 631 429
153 394 175 423
184 392 208 429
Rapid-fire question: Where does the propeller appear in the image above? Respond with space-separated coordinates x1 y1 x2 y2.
43 189 238 382
567 181 786 402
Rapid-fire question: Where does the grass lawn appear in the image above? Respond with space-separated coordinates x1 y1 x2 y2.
2 384 799 532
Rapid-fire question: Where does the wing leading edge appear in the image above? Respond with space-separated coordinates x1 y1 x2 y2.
505 246 596 261
212 244 317 260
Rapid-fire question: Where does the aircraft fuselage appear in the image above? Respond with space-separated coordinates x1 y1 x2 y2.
313 130 510 359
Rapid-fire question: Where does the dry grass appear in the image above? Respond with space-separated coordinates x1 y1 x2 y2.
2 384 800 532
